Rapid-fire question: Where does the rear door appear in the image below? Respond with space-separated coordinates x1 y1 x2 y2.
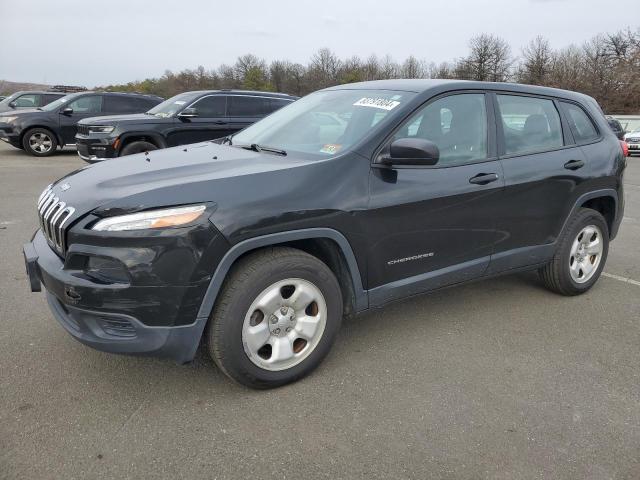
367 92 504 304
168 95 230 146
489 92 588 272
58 95 103 144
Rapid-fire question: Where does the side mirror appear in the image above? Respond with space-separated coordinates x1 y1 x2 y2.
61 107 73 115
178 107 198 118
8 101 16 108
380 138 440 166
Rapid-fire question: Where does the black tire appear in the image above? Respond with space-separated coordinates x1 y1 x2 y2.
22 128 58 157
119 140 158 157
539 208 609 296
207 247 343 389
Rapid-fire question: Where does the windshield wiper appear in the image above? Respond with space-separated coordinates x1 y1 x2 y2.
239 143 287 156
221 134 234 145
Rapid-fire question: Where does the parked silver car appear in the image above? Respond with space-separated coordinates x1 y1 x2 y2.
625 130 640 155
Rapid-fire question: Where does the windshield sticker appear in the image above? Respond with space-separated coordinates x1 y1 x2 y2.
174 100 186 105
320 144 342 155
353 97 400 111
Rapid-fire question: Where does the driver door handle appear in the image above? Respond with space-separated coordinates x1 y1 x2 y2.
469 173 499 185
213 120 228 125
564 159 585 170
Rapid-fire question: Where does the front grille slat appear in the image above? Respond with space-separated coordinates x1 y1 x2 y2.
36 186 75 256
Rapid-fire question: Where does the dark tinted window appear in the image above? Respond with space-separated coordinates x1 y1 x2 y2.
191 95 226 117
227 96 264 116
497 94 563 155
266 98 293 114
105 95 140 113
68 95 102 113
392 93 487 166
562 102 599 143
42 94 64 105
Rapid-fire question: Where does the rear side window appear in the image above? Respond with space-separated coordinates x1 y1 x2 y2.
105 96 141 114
42 94 63 105
496 94 563 155
266 98 293 114
227 96 263 116
561 102 599 143
392 93 488 166
191 95 226 117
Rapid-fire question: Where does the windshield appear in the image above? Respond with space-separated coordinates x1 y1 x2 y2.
231 89 416 157
147 92 201 118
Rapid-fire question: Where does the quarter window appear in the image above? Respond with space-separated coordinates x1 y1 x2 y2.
496 95 563 155
68 95 102 114
392 93 488 166
561 102 599 143
191 95 226 117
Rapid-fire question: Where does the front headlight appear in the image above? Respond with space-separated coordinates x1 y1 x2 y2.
87 125 115 134
1 116 18 123
92 205 207 232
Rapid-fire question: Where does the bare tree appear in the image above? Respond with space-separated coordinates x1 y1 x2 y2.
518 36 553 85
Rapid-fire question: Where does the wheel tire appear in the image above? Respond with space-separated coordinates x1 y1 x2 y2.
207 247 343 389
119 141 158 157
539 208 609 296
22 128 58 157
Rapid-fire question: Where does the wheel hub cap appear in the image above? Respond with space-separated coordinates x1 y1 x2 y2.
241 278 327 371
569 224 603 284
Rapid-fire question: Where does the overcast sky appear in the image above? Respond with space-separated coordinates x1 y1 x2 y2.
0 0 637 87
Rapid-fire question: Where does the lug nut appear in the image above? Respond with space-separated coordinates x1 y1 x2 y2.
280 306 288 314
285 327 292 332
270 316 278 324
274 328 281 335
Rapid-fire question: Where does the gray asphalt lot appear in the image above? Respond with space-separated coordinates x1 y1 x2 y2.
1 142 639 479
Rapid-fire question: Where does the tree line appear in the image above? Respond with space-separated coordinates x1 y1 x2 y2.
100 28 640 114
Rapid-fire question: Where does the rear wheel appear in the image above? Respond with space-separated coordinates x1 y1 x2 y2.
22 128 58 157
539 208 609 296
119 140 158 156
207 247 343 388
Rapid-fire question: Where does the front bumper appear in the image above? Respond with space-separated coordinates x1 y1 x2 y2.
76 136 118 163
0 123 21 148
626 142 640 153
23 229 216 363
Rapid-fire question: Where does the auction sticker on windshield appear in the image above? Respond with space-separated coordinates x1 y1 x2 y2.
353 97 401 110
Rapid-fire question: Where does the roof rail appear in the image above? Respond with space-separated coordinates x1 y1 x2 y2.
48 85 88 93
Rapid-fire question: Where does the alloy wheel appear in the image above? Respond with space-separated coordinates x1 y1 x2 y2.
29 132 53 154
569 224 603 283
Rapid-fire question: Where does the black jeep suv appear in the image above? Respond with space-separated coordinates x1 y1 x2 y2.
24 80 625 388
75 90 297 162
0 92 163 156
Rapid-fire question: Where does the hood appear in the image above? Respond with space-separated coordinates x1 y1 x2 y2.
0 108 41 118
46 142 315 221
79 113 172 126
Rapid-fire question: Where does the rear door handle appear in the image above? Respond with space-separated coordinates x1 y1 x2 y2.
469 173 499 185
213 120 228 125
564 159 585 170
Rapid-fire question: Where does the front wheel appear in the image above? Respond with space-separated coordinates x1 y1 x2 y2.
22 128 58 157
539 208 609 296
207 247 343 388
119 140 158 157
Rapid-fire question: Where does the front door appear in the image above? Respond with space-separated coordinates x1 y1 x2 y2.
59 95 103 144
168 95 231 146
366 92 504 305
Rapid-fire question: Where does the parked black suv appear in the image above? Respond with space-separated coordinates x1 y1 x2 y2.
0 90 67 113
75 90 297 162
24 80 625 388
0 92 163 156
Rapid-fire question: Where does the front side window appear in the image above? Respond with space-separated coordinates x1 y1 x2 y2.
561 102 599 143
191 95 226 117
232 89 416 158
497 94 563 155
392 93 488 166
14 94 39 107
68 95 102 114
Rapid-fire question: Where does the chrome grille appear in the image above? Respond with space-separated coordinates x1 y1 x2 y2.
37 186 75 255
77 124 90 135
627 137 640 143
